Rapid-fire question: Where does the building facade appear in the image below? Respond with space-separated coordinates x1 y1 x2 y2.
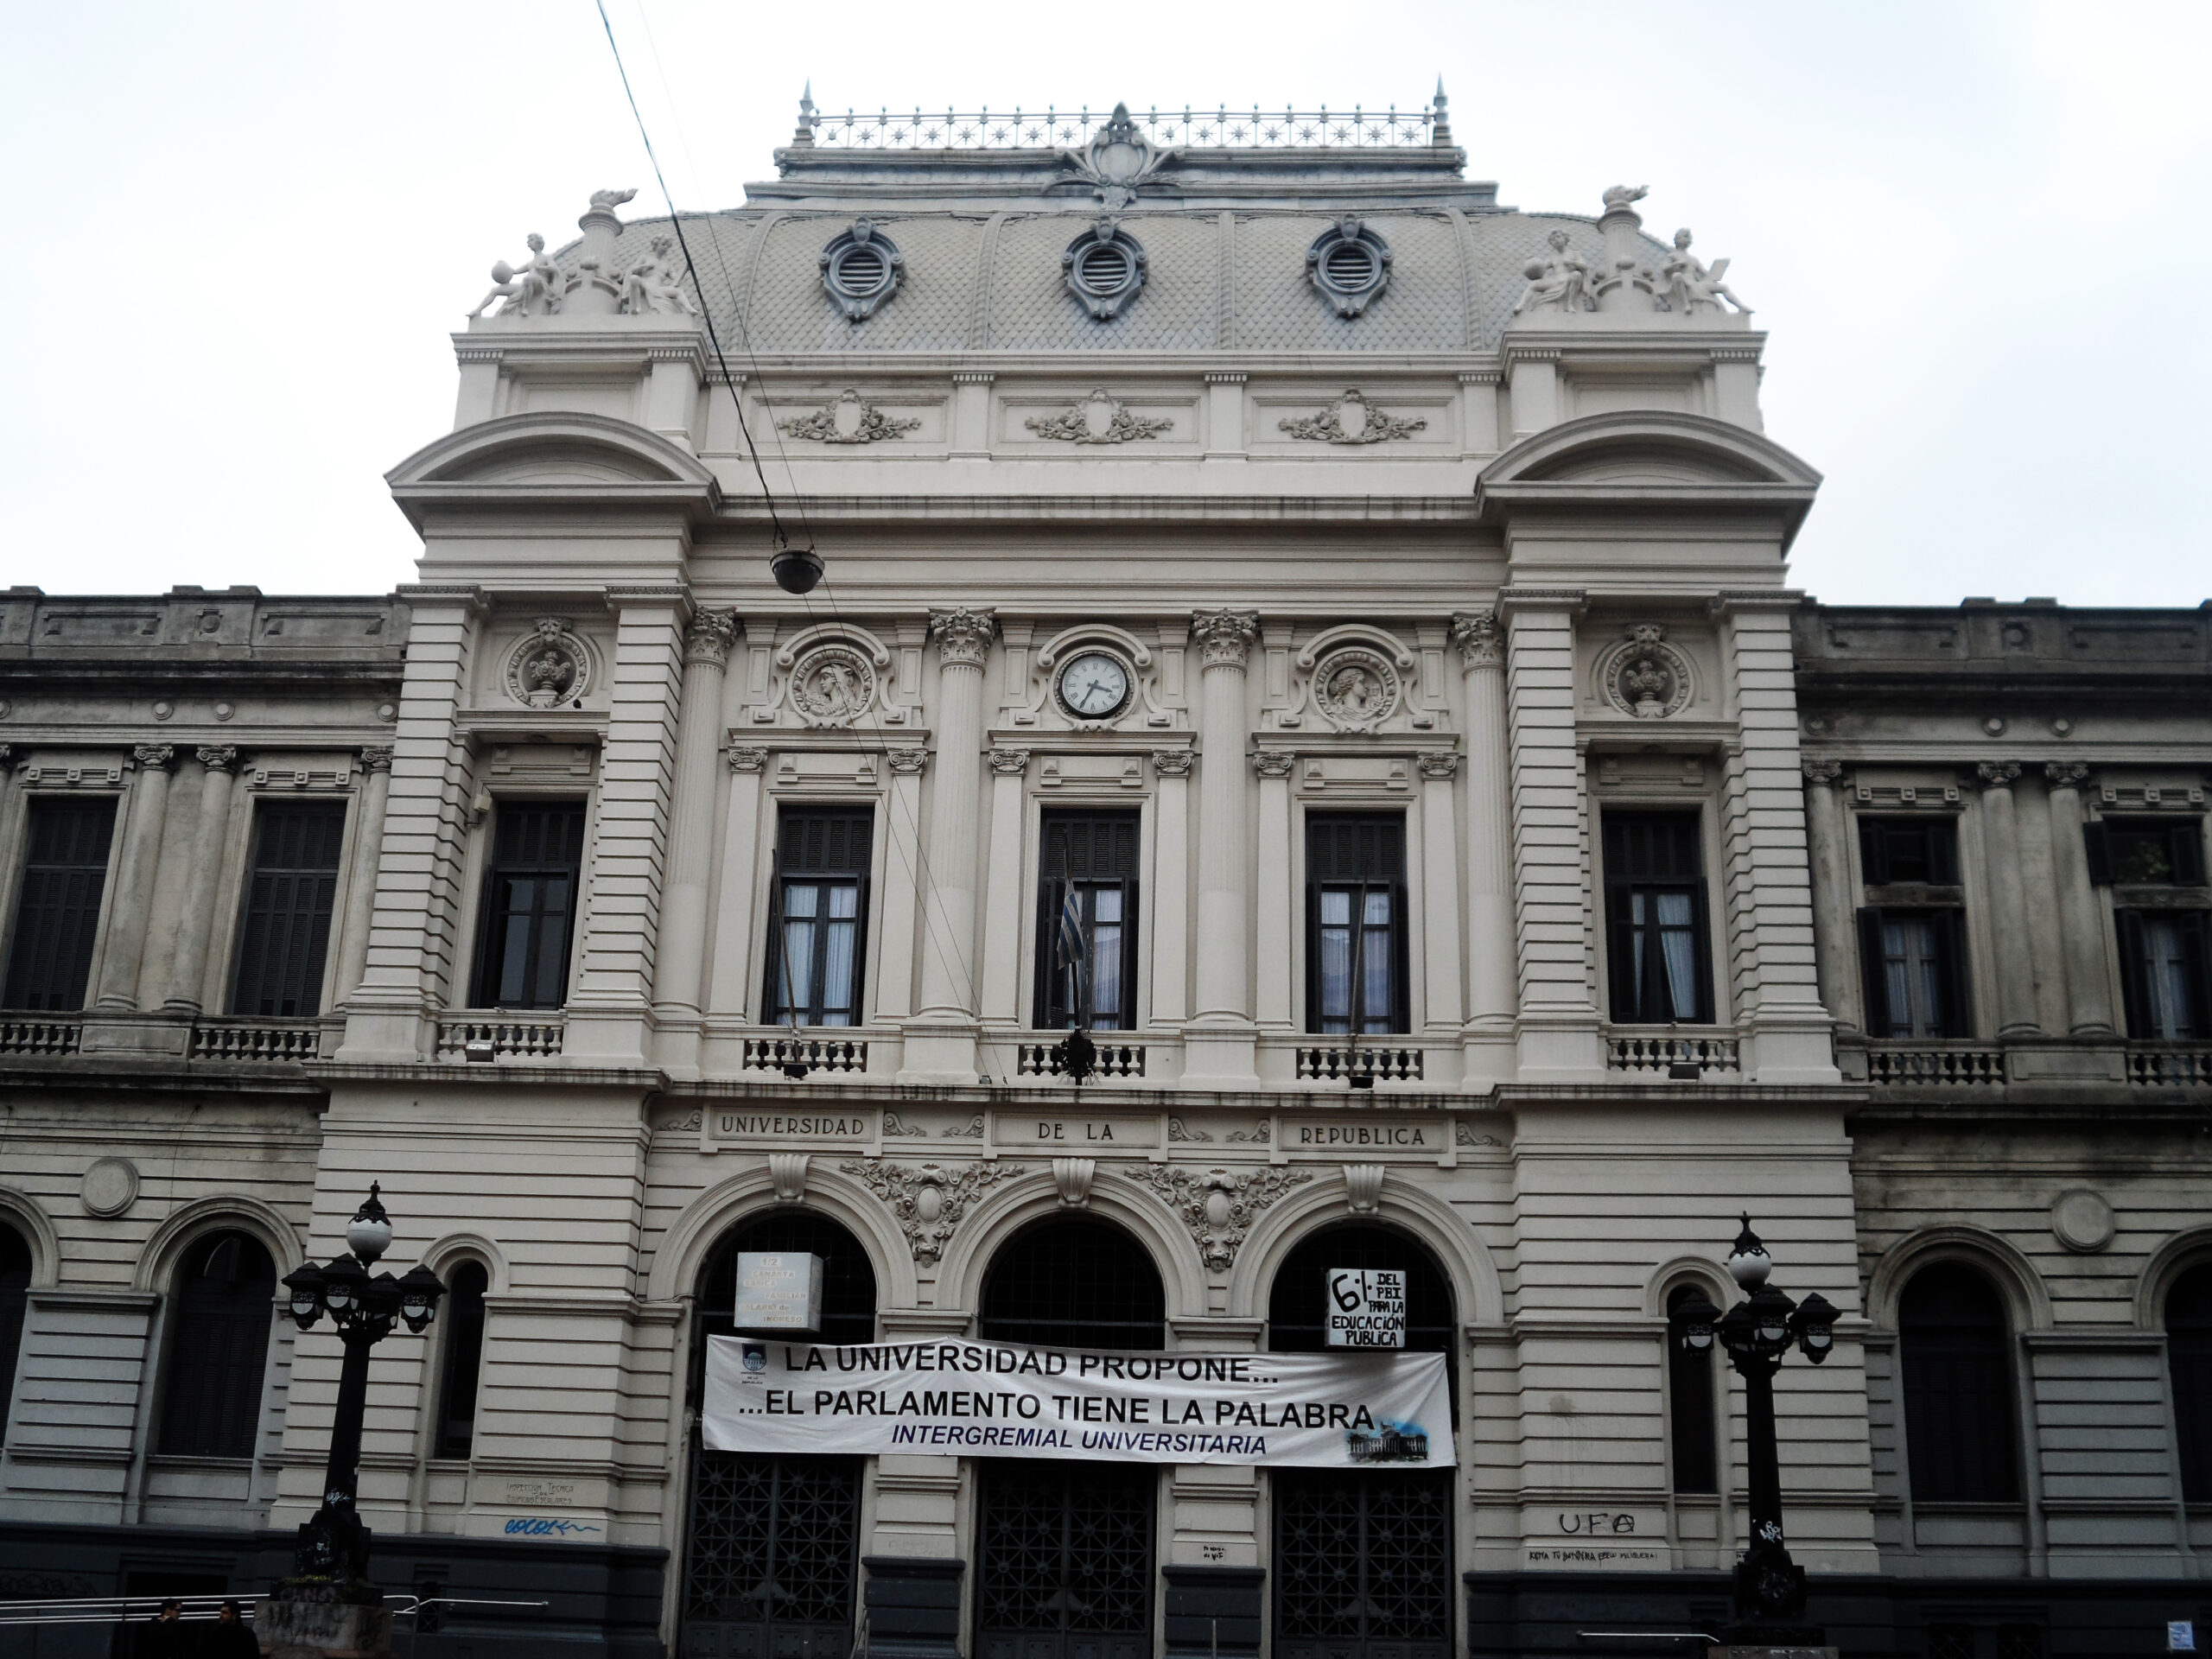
0 99 2208 1657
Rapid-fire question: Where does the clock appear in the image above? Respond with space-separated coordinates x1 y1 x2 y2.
1057 651 1131 720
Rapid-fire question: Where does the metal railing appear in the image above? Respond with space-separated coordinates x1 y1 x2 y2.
1605 1032 1743 1075
188 1017 325 1063
0 1017 81 1056
1295 1044 1424 1083
801 103 1440 151
743 1033 870 1075
1017 1037 1147 1078
435 1014 566 1060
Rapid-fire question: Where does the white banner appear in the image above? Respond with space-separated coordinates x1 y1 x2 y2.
702 1337 1453 1468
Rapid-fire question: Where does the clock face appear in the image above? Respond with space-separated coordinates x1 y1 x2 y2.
1058 651 1130 719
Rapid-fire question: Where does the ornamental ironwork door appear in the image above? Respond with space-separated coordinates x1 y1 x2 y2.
1274 1471 1452 1659
682 1452 861 1659
976 1461 1154 1659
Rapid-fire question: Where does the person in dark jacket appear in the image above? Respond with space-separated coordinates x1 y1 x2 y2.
133 1600 194 1659
200 1600 261 1659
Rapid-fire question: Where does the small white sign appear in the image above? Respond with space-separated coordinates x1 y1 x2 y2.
2170 1621 2196 1654
1325 1268 1408 1349
735 1252 823 1333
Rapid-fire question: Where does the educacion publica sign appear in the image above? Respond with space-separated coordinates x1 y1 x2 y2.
703 1336 1453 1469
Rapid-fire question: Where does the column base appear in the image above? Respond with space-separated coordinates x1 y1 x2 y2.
1742 1017 1842 1085
1513 1016 1605 1081
1179 1024 1258 1085
899 1020 980 1084
257 1586 393 1659
331 1005 432 1065
560 1007 652 1066
76 1014 191 1058
1459 1025 1516 1086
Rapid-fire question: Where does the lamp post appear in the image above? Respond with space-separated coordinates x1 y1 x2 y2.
1669 1216 1839 1638
275 1185 446 1592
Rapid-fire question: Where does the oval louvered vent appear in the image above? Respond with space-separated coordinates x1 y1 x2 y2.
1324 240 1376 288
1072 241 1132 296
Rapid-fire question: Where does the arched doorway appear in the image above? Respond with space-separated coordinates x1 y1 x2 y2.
1267 1224 1455 1659
1899 1262 2018 1504
974 1217 1165 1659
683 1211 877 1659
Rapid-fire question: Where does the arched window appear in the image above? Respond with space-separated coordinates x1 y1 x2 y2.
980 1217 1165 1351
157 1230 276 1459
0 1222 31 1440
2166 1262 2212 1503
1899 1262 2018 1503
1665 1282 1719 1496
434 1261 489 1460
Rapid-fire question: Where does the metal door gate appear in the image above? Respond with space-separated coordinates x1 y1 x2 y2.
976 1461 1154 1659
682 1450 861 1659
1274 1470 1452 1659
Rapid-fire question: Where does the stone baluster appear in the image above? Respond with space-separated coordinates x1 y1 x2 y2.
906 609 995 1080
332 747 393 1005
1185 609 1259 1080
652 609 743 1039
93 745 177 1012
1452 610 1515 1079
1975 762 2041 1035
2044 762 2114 1035
157 747 241 1014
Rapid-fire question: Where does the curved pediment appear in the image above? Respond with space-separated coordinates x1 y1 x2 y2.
385 411 718 489
1480 410 1821 490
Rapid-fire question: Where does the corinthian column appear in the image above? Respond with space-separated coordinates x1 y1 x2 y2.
906 608 995 1081
95 745 176 1011
652 609 742 1050
1185 608 1259 1080
1976 762 2040 1034
158 747 241 1014
332 747 393 1005
2044 762 2113 1034
1452 610 1515 1080
1800 759 1859 1030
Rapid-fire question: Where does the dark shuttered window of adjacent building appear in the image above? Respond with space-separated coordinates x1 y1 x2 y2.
764 807 872 1027
1306 814 1408 1034
2168 1263 2212 1503
472 800 587 1010
1900 1263 2018 1503
1034 810 1140 1030
157 1230 276 1459
3 796 118 1011
2088 817 2212 1041
1666 1282 1719 1495
435 1260 490 1460
1602 810 1713 1024
230 802 346 1016
1855 817 1972 1039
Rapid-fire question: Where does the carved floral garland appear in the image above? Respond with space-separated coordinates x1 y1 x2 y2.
1278 389 1426 445
1026 389 1173 445
841 1159 1024 1265
1135 1165 1313 1272
780 389 921 445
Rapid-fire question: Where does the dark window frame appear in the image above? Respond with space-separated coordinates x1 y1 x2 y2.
2167 1262 2212 1503
3 794 118 1012
433 1260 489 1460
1601 809 1715 1026
1854 815 1971 1039
229 799 348 1018
1859 815 1962 888
156 1230 277 1460
2116 907 2212 1041
1304 813 1411 1036
2084 816 2207 888
1899 1262 2020 1505
0 1221 30 1441
979 1216 1166 1351
762 805 874 1027
469 798 588 1011
1033 809 1141 1031
1857 906 1974 1039
1666 1281 1719 1495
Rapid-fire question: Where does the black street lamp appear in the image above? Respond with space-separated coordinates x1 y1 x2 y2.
276 1185 447 1589
1669 1216 1839 1639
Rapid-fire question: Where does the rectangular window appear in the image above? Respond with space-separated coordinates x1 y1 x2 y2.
3 796 118 1011
2116 909 2211 1040
1859 817 1961 887
1034 810 1141 1031
1306 815 1408 1035
765 807 872 1027
229 802 347 1017
1856 907 1971 1039
470 800 586 1010
2085 817 2207 887
1602 810 1713 1025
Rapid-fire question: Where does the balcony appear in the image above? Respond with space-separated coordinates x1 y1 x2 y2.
1604 1029 1743 1077
433 1014 566 1061
1840 1034 2212 1099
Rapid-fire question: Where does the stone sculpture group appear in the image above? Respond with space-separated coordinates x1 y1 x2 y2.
472 194 700 321
1512 186 1750 319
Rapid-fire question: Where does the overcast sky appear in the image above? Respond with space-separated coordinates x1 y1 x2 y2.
4 3 2204 607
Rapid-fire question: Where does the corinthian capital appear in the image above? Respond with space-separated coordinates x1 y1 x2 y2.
1449 608 1501 669
2044 760 2090 790
683 607 743 668
1800 758 1842 785
1976 760 2022 789
1190 608 1259 669
928 607 998 669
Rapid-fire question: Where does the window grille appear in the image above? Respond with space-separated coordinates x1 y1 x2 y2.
434 1261 488 1460
1035 810 1141 1030
1899 1263 2019 1503
2168 1262 2212 1502
980 1217 1164 1351
156 1230 276 1459
764 808 873 1027
2 796 117 1011
1666 1282 1719 1495
1274 1470 1451 1659
230 801 346 1017
1306 815 1408 1034
471 800 586 1010
1602 811 1713 1024
976 1461 1154 1659
0 1223 29 1440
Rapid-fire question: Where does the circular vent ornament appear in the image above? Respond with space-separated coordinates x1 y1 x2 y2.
1307 215 1392 318
820 219 904 321
1064 217 1147 321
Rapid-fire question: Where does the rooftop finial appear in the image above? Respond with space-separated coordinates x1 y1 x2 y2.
793 81 817 147
1430 77 1452 145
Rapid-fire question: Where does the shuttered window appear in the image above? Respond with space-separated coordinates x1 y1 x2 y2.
1859 817 1961 887
435 1261 489 1460
229 802 346 1016
1666 1282 1719 1495
1900 1263 2018 1503
471 801 587 1010
1855 817 1971 1038
1034 810 1140 1030
0 1223 29 1440
3 797 118 1011
1602 811 1713 1024
2083 817 2207 887
1306 815 1408 1034
764 808 872 1027
2168 1264 2212 1503
157 1230 276 1459
2117 911 2212 1040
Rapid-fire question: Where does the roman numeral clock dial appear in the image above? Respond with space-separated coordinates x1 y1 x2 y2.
1057 650 1130 719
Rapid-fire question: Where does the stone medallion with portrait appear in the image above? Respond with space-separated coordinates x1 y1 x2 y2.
789 645 878 727
1311 647 1402 732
